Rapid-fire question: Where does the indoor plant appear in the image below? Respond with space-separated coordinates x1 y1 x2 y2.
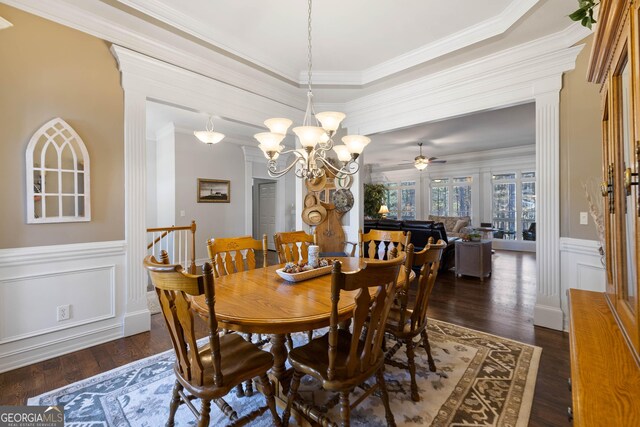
364 184 387 219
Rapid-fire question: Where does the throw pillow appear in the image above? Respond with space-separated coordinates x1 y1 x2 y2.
453 219 469 233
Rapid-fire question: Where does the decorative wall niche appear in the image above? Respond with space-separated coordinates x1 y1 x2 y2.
26 118 91 223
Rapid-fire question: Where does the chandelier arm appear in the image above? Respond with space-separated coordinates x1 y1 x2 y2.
316 156 360 176
315 137 335 152
266 156 305 179
279 148 306 157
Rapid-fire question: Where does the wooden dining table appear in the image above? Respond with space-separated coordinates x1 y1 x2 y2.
190 257 412 399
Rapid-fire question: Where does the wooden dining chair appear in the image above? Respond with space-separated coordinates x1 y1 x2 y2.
384 240 446 402
274 230 319 345
274 230 316 263
207 234 269 396
281 255 405 427
359 228 411 260
208 234 268 275
143 252 281 427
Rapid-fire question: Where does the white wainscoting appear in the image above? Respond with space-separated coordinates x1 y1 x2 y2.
560 237 606 331
0 241 126 373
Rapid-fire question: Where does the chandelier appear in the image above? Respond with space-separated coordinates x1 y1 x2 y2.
254 0 370 180
194 116 225 145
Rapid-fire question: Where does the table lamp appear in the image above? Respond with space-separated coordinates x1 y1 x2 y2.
378 205 390 219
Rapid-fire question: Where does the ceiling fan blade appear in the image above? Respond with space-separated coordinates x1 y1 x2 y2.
427 157 438 161
429 160 447 163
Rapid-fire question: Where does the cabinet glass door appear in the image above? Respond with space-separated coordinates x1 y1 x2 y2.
620 59 637 314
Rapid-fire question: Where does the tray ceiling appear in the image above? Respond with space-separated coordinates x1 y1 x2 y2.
116 0 579 85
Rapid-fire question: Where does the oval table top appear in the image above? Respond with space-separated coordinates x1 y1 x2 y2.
191 257 409 335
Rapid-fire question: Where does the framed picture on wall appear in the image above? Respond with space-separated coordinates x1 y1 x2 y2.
197 179 230 203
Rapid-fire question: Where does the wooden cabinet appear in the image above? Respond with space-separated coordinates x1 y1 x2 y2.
569 0 640 424
588 0 640 363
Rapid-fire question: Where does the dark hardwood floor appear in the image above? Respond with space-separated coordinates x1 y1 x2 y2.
0 250 570 426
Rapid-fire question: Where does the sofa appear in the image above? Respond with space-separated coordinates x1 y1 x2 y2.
363 219 457 271
427 215 471 238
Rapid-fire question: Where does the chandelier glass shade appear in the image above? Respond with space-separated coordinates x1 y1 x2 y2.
194 116 225 145
254 0 370 180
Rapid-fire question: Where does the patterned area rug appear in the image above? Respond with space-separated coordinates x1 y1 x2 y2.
28 320 540 426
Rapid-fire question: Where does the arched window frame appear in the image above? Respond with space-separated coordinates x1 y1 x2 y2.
26 118 91 223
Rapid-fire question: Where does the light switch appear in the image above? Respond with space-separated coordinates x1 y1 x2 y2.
180 210 186 217
580 212 588 225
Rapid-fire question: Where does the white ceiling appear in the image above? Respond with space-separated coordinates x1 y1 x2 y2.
117 0 579 85
366 103 535 167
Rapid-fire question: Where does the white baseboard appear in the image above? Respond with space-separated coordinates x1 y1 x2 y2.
123 309 151 337
533 304 564 330
0 323 122 373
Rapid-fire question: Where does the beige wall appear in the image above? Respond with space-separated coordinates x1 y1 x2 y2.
0 4 124 248
560 35 602 240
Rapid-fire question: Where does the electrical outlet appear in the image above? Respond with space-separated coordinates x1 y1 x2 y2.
180 210 185 217
580 212 588 225
57 304 70 321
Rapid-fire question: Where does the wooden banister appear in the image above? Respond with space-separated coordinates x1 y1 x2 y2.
147 230 171 250
147 220 197 274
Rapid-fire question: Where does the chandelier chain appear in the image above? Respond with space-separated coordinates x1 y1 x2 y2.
307 0 313 92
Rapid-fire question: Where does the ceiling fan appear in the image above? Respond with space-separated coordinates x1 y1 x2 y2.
410 142 446 170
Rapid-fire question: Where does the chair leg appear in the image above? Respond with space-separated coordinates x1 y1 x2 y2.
165 380 182 427
376 368 396 427
421 329 437 372
235 383 245 397
258 373 282 426
282 370 303 427
406 339 419 402
307 330 313 342
245 378 254 396
339 390 350 427
197 399 211 427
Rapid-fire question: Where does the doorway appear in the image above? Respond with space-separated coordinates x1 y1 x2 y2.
253 179 277 250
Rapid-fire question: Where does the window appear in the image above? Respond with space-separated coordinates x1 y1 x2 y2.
430 178 449 215
452 177 472 217
383 180 416 220
430 177 472 217
521 172 536 234
491 172 536 240
26 118 91 223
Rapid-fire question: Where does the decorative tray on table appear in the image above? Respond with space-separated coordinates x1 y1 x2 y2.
276 259 336 282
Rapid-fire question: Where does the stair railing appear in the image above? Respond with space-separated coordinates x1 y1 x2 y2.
147 220 197 274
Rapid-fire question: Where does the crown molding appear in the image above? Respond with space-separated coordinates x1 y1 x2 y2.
111 45 302 129
312 21 590 87
118 0 540 85
305 0 541 85
0 16 13 29
116 0 301 81
3 0 305 108
341 35 586 135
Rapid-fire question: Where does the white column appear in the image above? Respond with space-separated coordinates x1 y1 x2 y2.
123 90 151 336
244 158 253 236
533 89 563 330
